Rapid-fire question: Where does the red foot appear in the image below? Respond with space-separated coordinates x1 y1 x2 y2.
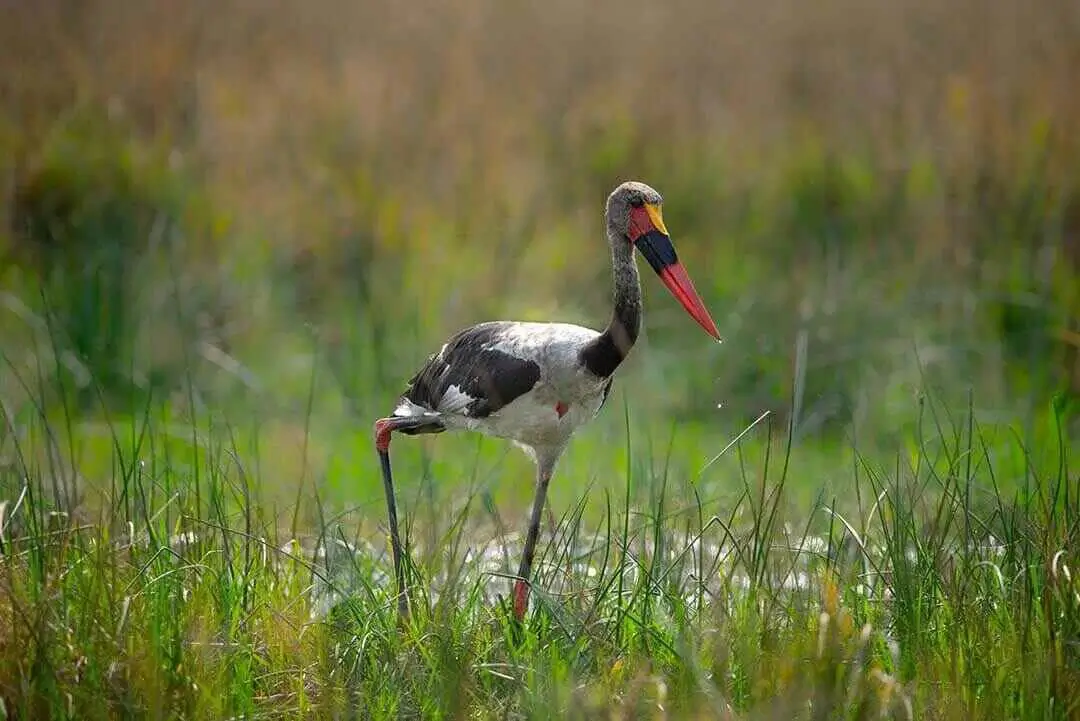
374 418 394 451
554 401 568 418
513 579 530 620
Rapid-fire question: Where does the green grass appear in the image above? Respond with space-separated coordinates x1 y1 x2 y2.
0 325 1076 718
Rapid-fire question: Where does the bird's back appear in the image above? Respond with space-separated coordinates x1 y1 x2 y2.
396 320 604 420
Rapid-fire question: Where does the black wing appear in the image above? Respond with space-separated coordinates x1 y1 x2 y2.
402 322 542 419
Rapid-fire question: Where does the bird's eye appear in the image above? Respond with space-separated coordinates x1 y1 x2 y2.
629 198 644 208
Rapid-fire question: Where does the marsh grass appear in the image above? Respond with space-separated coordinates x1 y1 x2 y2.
0 320 1076 718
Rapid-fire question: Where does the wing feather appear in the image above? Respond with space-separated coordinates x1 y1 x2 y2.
400 322 543 418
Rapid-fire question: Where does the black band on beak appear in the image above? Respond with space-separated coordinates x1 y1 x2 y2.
634 230 679 273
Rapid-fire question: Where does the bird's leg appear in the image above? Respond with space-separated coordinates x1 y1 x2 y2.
514 459 555 621
373 416 427 620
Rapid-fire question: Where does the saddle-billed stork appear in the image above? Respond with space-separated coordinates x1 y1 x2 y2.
373 181 721 621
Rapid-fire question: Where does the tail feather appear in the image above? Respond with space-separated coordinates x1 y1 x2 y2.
398 421 446 436
389 402 446 436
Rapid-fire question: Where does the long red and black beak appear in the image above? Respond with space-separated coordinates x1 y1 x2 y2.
628 203 722 340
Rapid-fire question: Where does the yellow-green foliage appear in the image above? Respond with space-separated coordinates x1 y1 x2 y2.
3 0 1078 431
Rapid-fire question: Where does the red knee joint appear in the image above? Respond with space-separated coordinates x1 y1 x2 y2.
513 580 530 620
374 419 394 452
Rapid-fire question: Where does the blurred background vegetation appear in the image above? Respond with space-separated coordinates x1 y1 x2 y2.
0 0 1077 517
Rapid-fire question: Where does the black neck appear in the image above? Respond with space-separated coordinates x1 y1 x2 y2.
581 230 641 377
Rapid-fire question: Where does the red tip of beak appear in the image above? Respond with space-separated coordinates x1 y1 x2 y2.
658 262 722 341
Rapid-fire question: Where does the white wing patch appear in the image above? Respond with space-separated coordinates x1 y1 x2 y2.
394 398 431 417
438 384 478 415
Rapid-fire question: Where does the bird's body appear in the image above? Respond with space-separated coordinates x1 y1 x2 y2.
373 181 721 622
389 320 613 462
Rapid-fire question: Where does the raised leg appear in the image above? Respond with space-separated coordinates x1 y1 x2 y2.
513 457 556 621
373 416 429 620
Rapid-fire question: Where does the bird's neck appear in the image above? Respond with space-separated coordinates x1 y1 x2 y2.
580 227 641 377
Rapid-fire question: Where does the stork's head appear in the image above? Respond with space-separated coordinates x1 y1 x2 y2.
607 181 722 341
